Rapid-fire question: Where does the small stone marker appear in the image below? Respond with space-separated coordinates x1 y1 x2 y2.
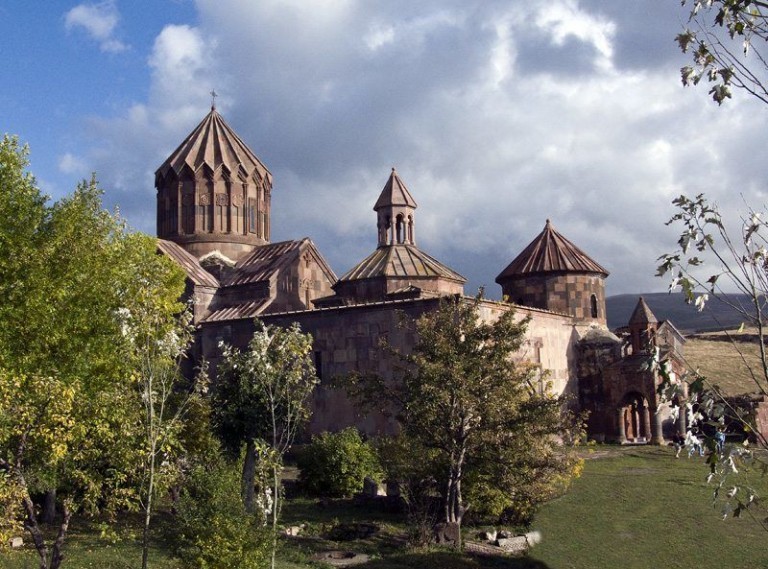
496 536 528 554
525 530 542 547
9 536 23 548
434 522 461 546
284 526 303 536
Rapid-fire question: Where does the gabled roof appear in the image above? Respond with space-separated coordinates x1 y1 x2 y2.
156 108 272 185
203 298 272 323
223 238 337 287
496 219 608 281
157 239 219 287
373 168 417 211
659 320 686 344
338 244 465 283
629 296 658 326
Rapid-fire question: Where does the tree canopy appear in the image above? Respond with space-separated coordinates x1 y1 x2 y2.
677 0 768 104
0 135 188 569
213 320 317 569
348 297 582 544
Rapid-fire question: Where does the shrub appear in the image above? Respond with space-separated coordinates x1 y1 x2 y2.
376 434 442 546
298 428 382 498
172 456 270 569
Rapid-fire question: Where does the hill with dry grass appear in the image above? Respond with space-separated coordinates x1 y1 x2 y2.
607 293 768 396
681 329 767 396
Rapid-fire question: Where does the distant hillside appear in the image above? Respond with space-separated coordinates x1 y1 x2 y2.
606 292 757 333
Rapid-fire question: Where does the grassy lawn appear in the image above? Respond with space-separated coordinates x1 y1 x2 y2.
2 446 767 568
531 446 768 569
0 514 182 569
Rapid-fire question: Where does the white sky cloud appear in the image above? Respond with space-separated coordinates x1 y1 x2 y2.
64 1 127 53
57 152 88 175
76 0 768 297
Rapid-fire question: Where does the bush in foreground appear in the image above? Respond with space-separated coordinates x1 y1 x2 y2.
173 457 270 569
298 428 383 498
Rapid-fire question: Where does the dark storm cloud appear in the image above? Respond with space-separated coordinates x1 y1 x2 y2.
82 0 768 298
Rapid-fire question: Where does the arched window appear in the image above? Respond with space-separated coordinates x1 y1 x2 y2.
248 199 257 234
396 214 404 243
590 294 598 318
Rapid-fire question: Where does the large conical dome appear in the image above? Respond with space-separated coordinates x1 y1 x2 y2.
156 108 271 185
496 220 608 324
155 107 273 261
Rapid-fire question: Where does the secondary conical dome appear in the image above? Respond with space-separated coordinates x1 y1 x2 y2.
496 219 608 280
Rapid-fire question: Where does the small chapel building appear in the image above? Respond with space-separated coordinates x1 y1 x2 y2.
155 106 687 443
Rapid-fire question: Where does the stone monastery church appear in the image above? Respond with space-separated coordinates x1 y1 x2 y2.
155 106 688 444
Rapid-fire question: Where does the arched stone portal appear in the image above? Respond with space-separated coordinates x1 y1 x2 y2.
617 392 652 444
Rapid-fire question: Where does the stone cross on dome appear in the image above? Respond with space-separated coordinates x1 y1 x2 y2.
210 89 218 110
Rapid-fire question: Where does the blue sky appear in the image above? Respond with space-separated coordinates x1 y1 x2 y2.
2 0 767 298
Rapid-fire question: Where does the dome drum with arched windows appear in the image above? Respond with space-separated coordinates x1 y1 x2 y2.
155 107 273 261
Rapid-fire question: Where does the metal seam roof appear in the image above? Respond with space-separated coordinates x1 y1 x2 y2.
157 239 219 287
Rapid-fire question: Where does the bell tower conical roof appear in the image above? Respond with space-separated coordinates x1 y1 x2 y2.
628 296 659 354
374 167 417 210
629 296 658 325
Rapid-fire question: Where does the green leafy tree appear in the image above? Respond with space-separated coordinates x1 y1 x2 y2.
0 135 189 568
297 428 383 498
376 434 443 546
347 297 582 546
173 451 270 569
213 320 317 569
115 252 208 569
666 1 768 530
677 0 768 105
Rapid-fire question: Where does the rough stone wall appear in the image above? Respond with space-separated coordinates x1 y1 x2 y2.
199 297 577 438
546 274 606 324
263 251 335 314
478 302 577 397
500 273 606 325
191 284 217 322
500 275 547 309
576 339 622 438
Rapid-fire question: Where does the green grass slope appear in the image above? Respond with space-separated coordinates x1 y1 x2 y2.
3 448 767 569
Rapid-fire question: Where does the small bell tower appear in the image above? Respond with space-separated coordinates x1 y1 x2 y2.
628 297 659 354
374 168 417 247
